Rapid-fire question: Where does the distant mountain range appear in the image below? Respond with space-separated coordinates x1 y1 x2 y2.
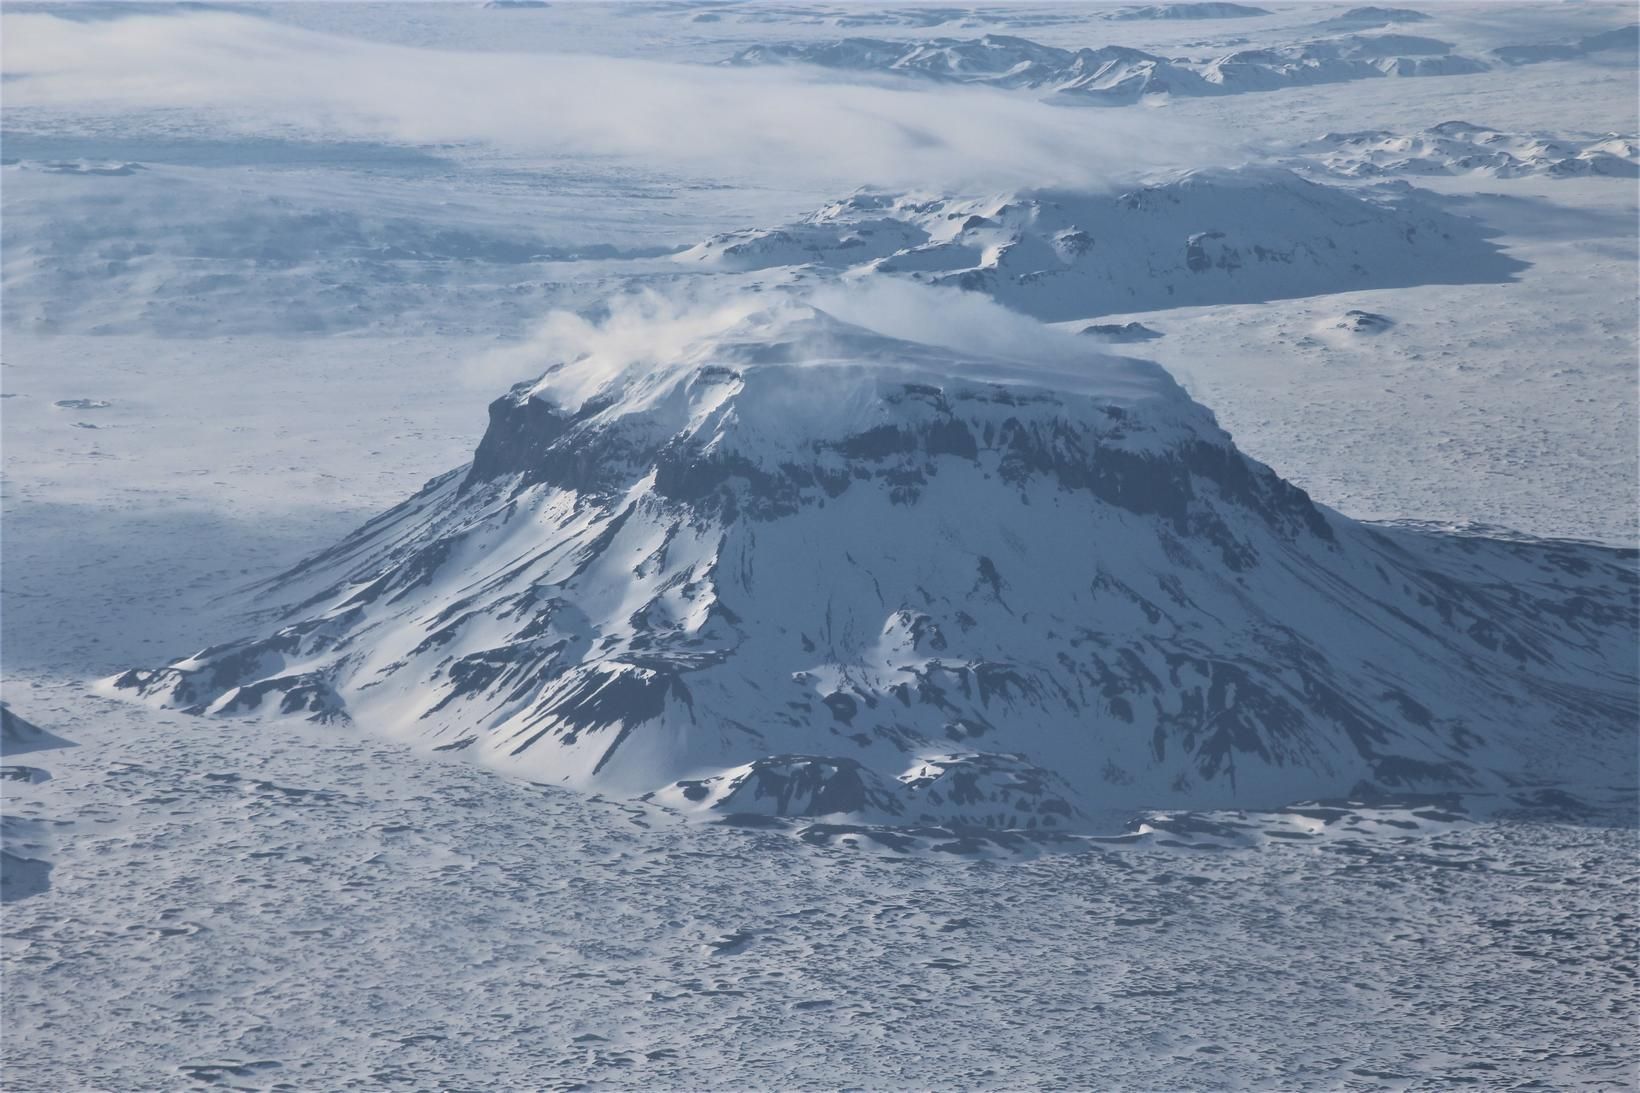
726 31 1492 104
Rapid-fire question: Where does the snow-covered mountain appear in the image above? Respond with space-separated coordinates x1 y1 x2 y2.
1081 321 1163 342
1292 122 1639 179
1198 35 1488 90
673 5 1088 29
677 168 1523 321
725 35 1199 103
1103 3 1269 20
725 31 1489 103
106 298 1637 832
1314 7 1432 31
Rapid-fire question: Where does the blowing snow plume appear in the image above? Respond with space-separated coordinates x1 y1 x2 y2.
101 282 1638 841
0 9 1224 193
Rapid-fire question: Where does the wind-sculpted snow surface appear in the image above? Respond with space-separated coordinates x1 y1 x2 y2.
7 680 1636 1088
726 31 1489 103
680 168 1525 321
108 300 1638 835
1291 121 1640 179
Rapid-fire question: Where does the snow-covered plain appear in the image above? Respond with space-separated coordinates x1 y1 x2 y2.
5 677 1637 1089
3 1 1637 1088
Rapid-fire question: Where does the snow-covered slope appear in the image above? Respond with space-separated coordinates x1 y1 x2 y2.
0 704 74 758
1292 121 1639 179
678 168 1523 321
726 31 1490 103
1 703 75 902
106 299 1637 832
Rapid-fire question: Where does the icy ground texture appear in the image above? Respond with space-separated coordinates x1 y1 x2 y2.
3 682 1636 1089
1292 120 1639 179
681 167 1523 321
726 30 1490 104
108 303 1637 828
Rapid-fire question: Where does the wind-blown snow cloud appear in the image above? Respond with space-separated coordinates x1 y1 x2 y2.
1 9 1228 191
467 280 1179 406
469 289 778 403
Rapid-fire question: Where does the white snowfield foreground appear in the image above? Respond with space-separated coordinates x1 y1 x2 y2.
106 301 1639 833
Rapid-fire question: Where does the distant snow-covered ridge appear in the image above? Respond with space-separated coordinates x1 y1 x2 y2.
106 300 1638 833
724 31 1492 104
677 167 1524 321
1313 6 1432 31
1491 23 1638 66
1103 3 1269 20
673 3 1090 29
660 2 1268 29
1290 121 1639 180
